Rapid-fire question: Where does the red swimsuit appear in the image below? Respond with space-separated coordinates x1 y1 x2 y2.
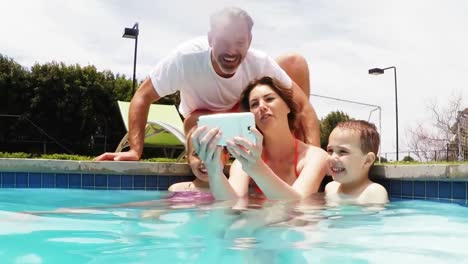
252 138 300 195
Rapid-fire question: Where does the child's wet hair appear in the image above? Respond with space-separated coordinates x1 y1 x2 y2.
335 120 380 155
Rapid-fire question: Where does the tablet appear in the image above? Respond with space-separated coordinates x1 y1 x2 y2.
197 112 256 146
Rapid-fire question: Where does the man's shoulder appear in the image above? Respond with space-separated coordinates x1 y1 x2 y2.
245 47 269 61
172 36 209 56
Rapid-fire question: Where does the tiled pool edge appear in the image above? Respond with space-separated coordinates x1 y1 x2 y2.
0 159 194 190
1 159 467 204
370 164 468 204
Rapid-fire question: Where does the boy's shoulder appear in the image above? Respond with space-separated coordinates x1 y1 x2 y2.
359 182 388 204
168 181 192 192
324 181 340 194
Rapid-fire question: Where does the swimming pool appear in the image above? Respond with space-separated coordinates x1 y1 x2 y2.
1 189 467 263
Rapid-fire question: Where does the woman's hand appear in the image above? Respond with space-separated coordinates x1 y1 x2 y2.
226 127 264 173
191 126 225 174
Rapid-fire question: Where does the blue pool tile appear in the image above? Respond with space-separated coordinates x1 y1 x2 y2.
29 173 42 188
42 173 56 188
69 174 82 188
389 196 404 201
146 176 158 189
438 198 452 204
2 172 15 187
379 180 390 193
121 175 133 188
401 181 413 197
158 176 170 189
390 180 402 196
426 181 439 198
56 173 69 188
170 176 187 186
95 175 108 187
426 197 440 202
451 199 466 206
82 174 94 187
452 182 466 200
414 181 426 197
438 182 452 199
16 172 28 188
108 175 121 188
134 175 145 188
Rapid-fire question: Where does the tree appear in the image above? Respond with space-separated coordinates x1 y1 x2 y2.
0 54 32 147
377 156 388 163
402 155 415 162
407 94 465 161
320 111 352 149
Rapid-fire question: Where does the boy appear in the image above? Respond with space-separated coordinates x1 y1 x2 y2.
325 120 388 204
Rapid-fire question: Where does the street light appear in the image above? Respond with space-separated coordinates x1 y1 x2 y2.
122 22 139 95
368 66 399 161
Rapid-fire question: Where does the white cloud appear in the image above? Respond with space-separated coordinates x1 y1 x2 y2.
1 0 467 159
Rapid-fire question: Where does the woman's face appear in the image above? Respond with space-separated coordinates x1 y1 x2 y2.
248 84 291 131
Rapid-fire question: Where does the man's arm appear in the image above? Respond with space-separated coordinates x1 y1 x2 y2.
128 79 161 158
291 81 320 146
95 78 160 161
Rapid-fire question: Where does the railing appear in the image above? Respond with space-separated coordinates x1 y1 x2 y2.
379 147 468 162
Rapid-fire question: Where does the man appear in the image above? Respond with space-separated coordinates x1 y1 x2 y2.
96 7 319 162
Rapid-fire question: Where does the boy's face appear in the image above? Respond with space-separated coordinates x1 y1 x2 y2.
326 128 372 185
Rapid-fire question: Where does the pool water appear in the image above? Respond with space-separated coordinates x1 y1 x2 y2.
1 189 467 263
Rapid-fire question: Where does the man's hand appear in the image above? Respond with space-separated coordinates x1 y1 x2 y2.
94 149 140 161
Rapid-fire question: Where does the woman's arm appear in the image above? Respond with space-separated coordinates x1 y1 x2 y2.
227 129 328 200
291 148 329 196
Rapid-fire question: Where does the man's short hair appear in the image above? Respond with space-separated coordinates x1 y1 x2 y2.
210 7 254 32
336 120 380 155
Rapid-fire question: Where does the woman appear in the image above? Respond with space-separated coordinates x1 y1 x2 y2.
192 76 328 200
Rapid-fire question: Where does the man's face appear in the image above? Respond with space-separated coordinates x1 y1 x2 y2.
208 18 251 77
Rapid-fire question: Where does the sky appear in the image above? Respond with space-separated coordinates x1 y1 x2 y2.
1 0 467 160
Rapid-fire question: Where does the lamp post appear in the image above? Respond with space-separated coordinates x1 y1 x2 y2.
122 22 139 95
368 66 399 161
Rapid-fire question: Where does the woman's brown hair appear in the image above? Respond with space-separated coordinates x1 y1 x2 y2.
239 76 299 130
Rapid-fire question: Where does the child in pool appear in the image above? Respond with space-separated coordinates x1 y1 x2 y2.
168 128 230 192
325 120 388 204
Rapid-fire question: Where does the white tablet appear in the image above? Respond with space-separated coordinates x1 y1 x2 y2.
197 112 256 146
